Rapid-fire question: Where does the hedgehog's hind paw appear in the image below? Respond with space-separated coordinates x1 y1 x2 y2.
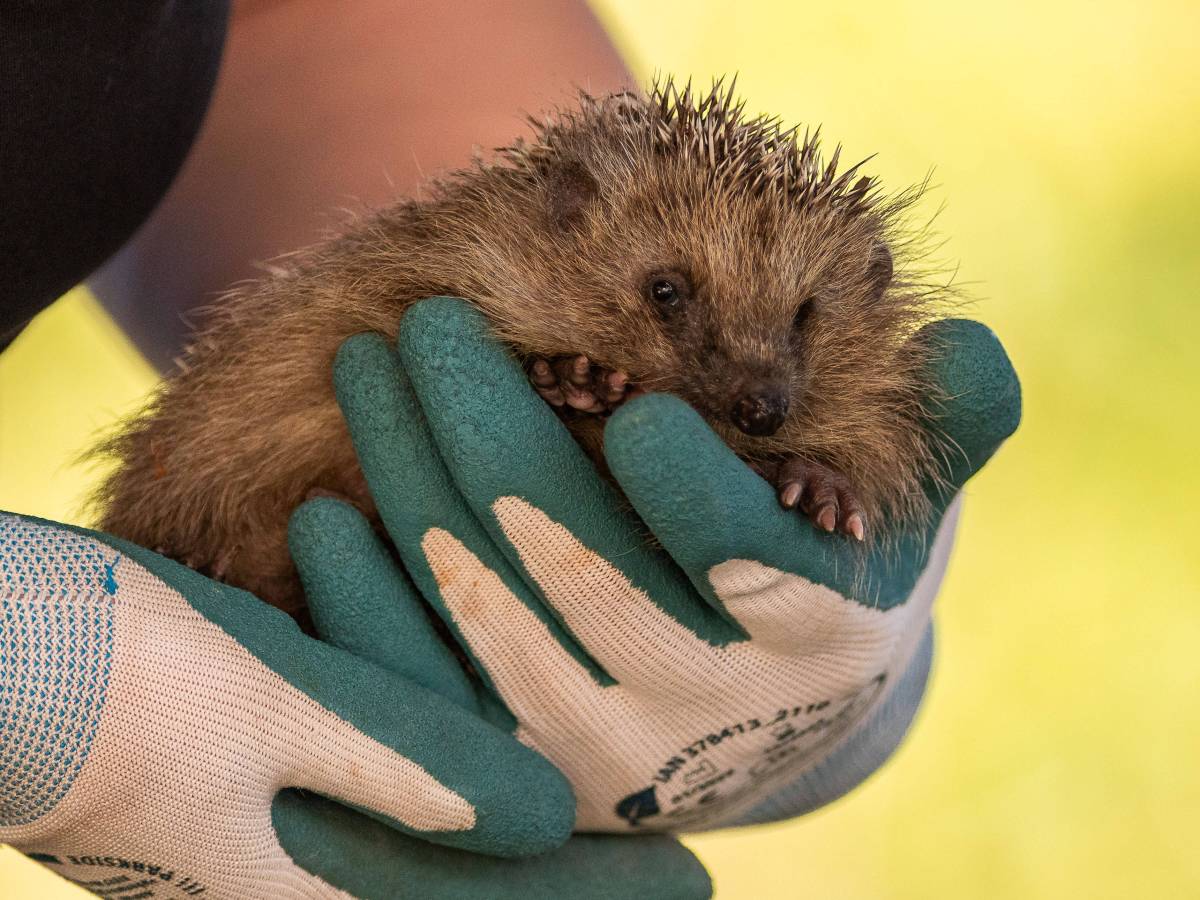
772 457 866 542
528 354 635 416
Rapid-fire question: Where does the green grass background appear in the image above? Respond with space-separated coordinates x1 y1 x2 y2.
2 1 1197 896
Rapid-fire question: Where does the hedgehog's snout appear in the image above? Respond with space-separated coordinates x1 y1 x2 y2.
730 382 789 436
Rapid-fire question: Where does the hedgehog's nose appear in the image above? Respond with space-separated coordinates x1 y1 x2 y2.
731 385 789 437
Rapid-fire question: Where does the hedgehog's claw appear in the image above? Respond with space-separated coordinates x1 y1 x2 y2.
557 354 592 388
602 371 629 404
527 355 634 417
530 358 566 406
771 457 867 541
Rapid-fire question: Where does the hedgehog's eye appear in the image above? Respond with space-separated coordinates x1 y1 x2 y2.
643 270 691 313
651 279 679 305
793 297 816 331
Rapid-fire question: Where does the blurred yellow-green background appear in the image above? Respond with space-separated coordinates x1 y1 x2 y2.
2 0 1197 897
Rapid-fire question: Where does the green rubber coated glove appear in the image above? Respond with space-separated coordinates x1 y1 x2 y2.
287 507 712 900
0 512 577 898
293 296 1020 833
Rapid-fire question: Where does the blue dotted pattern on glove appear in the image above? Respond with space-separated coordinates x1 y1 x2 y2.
0 516 116 826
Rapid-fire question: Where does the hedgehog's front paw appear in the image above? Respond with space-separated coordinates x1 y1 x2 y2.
768 457 866 541
528 354 636 415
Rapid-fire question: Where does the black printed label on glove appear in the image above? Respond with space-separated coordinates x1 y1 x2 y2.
615 673 887 828
30 853 206 897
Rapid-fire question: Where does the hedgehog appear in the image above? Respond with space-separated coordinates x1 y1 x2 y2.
89 78 950 619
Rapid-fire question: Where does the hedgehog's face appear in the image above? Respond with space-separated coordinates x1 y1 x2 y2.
549 167 898 461
470 83 935 524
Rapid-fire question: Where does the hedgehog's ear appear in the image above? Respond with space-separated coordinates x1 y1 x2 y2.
866 241 893 300
546 159 600 229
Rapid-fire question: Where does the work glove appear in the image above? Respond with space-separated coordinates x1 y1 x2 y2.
288 502 711 900
290 296 1021 833
0 512 705 897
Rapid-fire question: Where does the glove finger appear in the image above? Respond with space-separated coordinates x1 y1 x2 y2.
916 318 1022 505
274 790 713 900
287 663 572 860
333 330 612 694
246 624 575 859
288 496 477 713
604 319 1019 611
87 528 575 859
336 328 713 700
395 297 740 645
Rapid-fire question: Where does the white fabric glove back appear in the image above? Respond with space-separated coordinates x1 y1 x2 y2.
0 513 572 897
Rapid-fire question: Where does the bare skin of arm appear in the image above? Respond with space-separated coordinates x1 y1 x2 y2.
89 0 633 370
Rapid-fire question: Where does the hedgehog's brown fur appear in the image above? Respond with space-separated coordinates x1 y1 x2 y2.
88 78 951 616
